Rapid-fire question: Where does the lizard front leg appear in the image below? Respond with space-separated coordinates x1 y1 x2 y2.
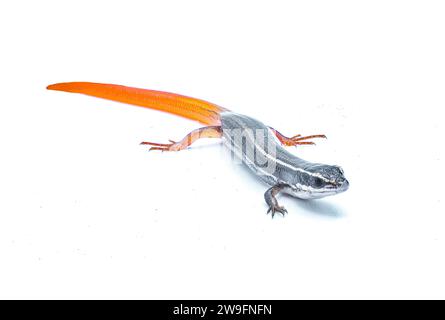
264 183 289 218
268 127 326 147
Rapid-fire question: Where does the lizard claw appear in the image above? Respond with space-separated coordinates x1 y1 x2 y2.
290 134 326 146
140 140 180 151
292 134 326 141
267 204 288 218
270 127 327 147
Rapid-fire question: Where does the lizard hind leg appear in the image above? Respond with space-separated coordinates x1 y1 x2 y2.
140 126 222 151
268 127 326 147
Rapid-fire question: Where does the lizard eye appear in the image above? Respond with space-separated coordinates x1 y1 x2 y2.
314 177 324 188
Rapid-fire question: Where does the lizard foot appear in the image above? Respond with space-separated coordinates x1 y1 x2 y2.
267 204 288 218
290 134 327 145
140 140 182 151
269 127 326 147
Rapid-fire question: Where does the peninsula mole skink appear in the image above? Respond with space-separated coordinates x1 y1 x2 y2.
47 82 349 216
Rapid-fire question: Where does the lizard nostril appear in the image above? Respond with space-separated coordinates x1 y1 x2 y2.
337 176 346 184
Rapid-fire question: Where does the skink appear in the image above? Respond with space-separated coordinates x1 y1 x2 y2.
47 82 349 216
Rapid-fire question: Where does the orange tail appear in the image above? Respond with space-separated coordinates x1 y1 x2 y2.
47 82 228 125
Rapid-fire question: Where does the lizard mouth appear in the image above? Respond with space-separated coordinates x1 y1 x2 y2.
335 179 349 193
320 179 349 195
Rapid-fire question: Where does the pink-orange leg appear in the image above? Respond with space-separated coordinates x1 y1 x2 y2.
269 127 326 146
140 126 222 151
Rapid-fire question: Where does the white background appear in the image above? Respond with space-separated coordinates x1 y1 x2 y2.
1 0 444 299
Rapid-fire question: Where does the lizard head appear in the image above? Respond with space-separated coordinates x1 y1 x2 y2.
290 164 349 199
